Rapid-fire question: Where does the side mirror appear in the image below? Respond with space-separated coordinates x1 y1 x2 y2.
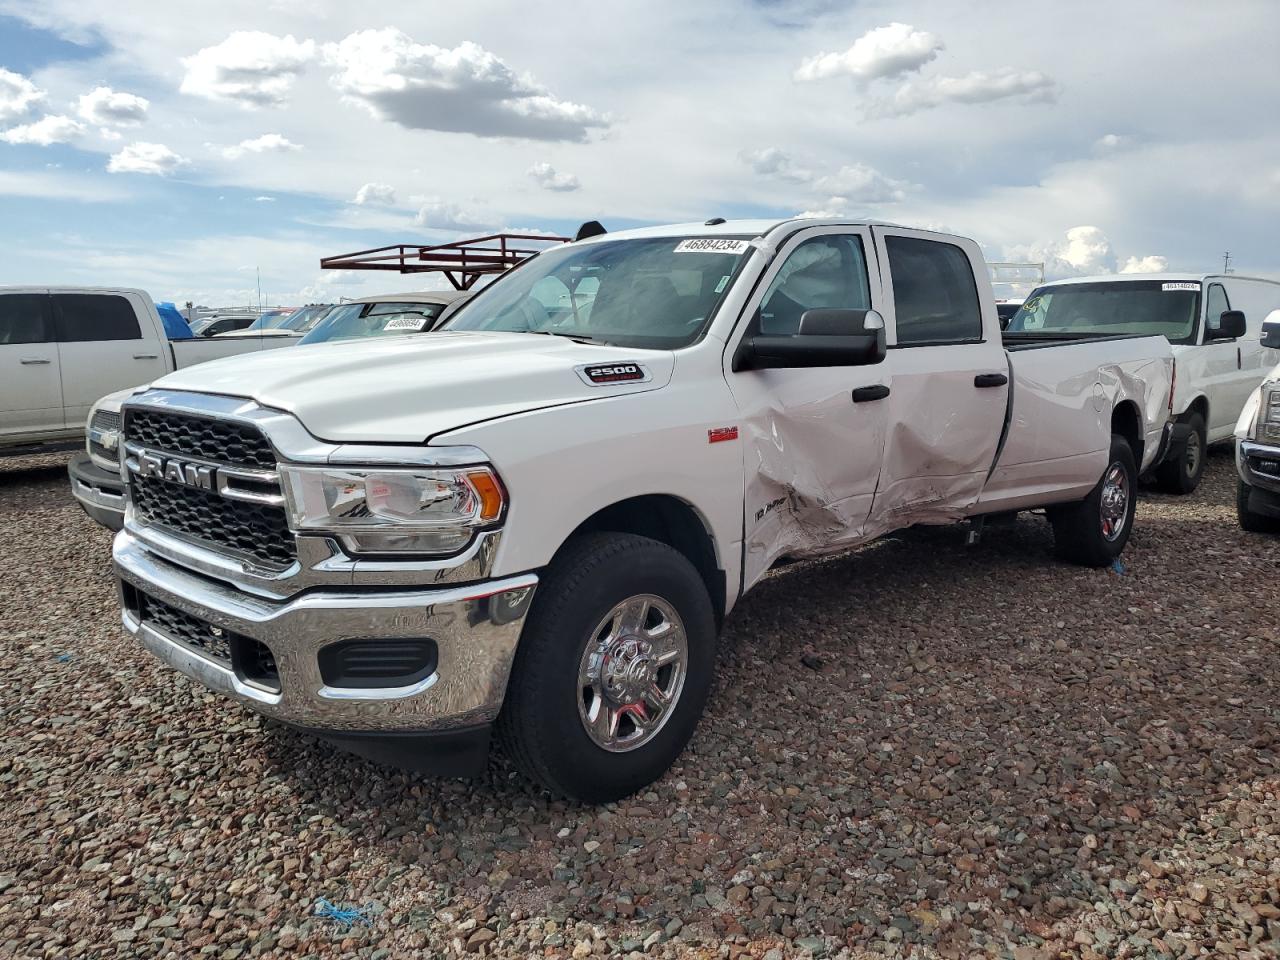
1262 324 1280 350
734 308 887 371
1207 309 1247 341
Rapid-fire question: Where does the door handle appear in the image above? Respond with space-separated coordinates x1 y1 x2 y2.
852 384 890 403
133 353 159 360
974 373 1008 388
19 357 51 365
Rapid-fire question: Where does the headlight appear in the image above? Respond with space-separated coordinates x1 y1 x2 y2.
280 465 506 556
1264 386 1280 443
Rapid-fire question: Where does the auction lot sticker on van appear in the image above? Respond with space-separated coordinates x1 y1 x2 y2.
674 238 752 255
1162 282 1200 292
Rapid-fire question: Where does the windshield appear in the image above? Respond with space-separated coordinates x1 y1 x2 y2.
442 235 754 349
1007 280 1202 343
245 309 296 331
279 304 332 332
298 300 448 345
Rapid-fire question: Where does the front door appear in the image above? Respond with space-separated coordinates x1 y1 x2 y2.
723 226 891 588
0 291 63 438
867 228 1009 530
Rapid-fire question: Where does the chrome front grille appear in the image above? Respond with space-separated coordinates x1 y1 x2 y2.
88 408 122 463
126 409 277 470
123 408 296 570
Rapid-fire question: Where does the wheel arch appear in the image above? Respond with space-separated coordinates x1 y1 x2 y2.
1182 393 1209 425
556 494 727 628
1111 400 1144 464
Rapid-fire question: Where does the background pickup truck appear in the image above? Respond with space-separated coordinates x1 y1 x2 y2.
0 286 296 455
1007 273 1280 493
110 218 1175 802
1235 314 1280 533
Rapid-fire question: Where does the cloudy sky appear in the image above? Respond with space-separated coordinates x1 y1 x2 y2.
1 0 1278 307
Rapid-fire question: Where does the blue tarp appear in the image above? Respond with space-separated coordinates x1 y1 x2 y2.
157 301 194 340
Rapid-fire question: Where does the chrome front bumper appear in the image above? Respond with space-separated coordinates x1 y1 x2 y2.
1238 440 1280 493
114 530 537 733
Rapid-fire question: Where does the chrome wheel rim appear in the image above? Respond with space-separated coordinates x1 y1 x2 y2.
1100 462 1129 542
1185 431 1202 477
577 594 687 753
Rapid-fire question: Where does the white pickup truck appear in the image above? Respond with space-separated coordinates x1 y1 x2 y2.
1 286 296 454
1007 274 1280 493
1235 313 1280 532
110 219 1175 801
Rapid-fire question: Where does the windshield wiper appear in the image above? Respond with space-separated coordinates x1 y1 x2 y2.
526 329 609 346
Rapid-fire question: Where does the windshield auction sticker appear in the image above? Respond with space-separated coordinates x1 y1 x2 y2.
674 238 752 255
1162 282 1199 292
383 317 427 331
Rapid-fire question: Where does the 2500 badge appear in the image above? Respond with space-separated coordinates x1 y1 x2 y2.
578 362 651 386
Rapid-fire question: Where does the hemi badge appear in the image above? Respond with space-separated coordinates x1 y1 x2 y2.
708 426 739 444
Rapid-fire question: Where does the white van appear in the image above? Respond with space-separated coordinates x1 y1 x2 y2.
1006 274 1280 492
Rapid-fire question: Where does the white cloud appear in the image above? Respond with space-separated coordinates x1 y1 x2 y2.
740 147 813 183
0 68 43 123
879 68 1058 118
323 29 609 142
0 169 126 202
254 196 276 202
181 31 316 108
1119 255 1168 274
527 161 580 192
743 149 907 204
0 114 85 146
221 133 301 159
107 141 190 176
413 197 490 231
76 86 149 126
815 164 908 203
1008 226 1167 281
1094 133 1127 152
352 182 396 205
795 23 943 84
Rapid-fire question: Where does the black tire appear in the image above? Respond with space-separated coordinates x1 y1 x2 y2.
1156 412 1206 494
1237 478 1280 534
497 532 716 802
1050 434 1138 567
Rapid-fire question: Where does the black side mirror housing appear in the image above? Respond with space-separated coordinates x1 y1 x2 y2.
734 308 887 371
1207 309 1247 341
1262 323 1280 350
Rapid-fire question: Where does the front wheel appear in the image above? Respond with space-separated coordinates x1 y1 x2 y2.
497 532 716 802
1049 435 1138 567
1237 478 1280 534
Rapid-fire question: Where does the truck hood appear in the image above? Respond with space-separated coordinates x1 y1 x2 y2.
149 331 676 443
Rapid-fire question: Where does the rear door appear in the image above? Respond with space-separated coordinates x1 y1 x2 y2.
53 292 169 426
868 228 1009 527
0 290 63 437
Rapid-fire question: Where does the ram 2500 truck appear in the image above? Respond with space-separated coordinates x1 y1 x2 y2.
111 219 1175 801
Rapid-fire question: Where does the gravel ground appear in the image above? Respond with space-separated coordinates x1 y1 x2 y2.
1 447 1277 959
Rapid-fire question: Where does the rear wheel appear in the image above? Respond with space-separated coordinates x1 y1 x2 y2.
497 532 716 802
1050 434 1138 567
1156 412 1206 494
1237 478 1280 534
